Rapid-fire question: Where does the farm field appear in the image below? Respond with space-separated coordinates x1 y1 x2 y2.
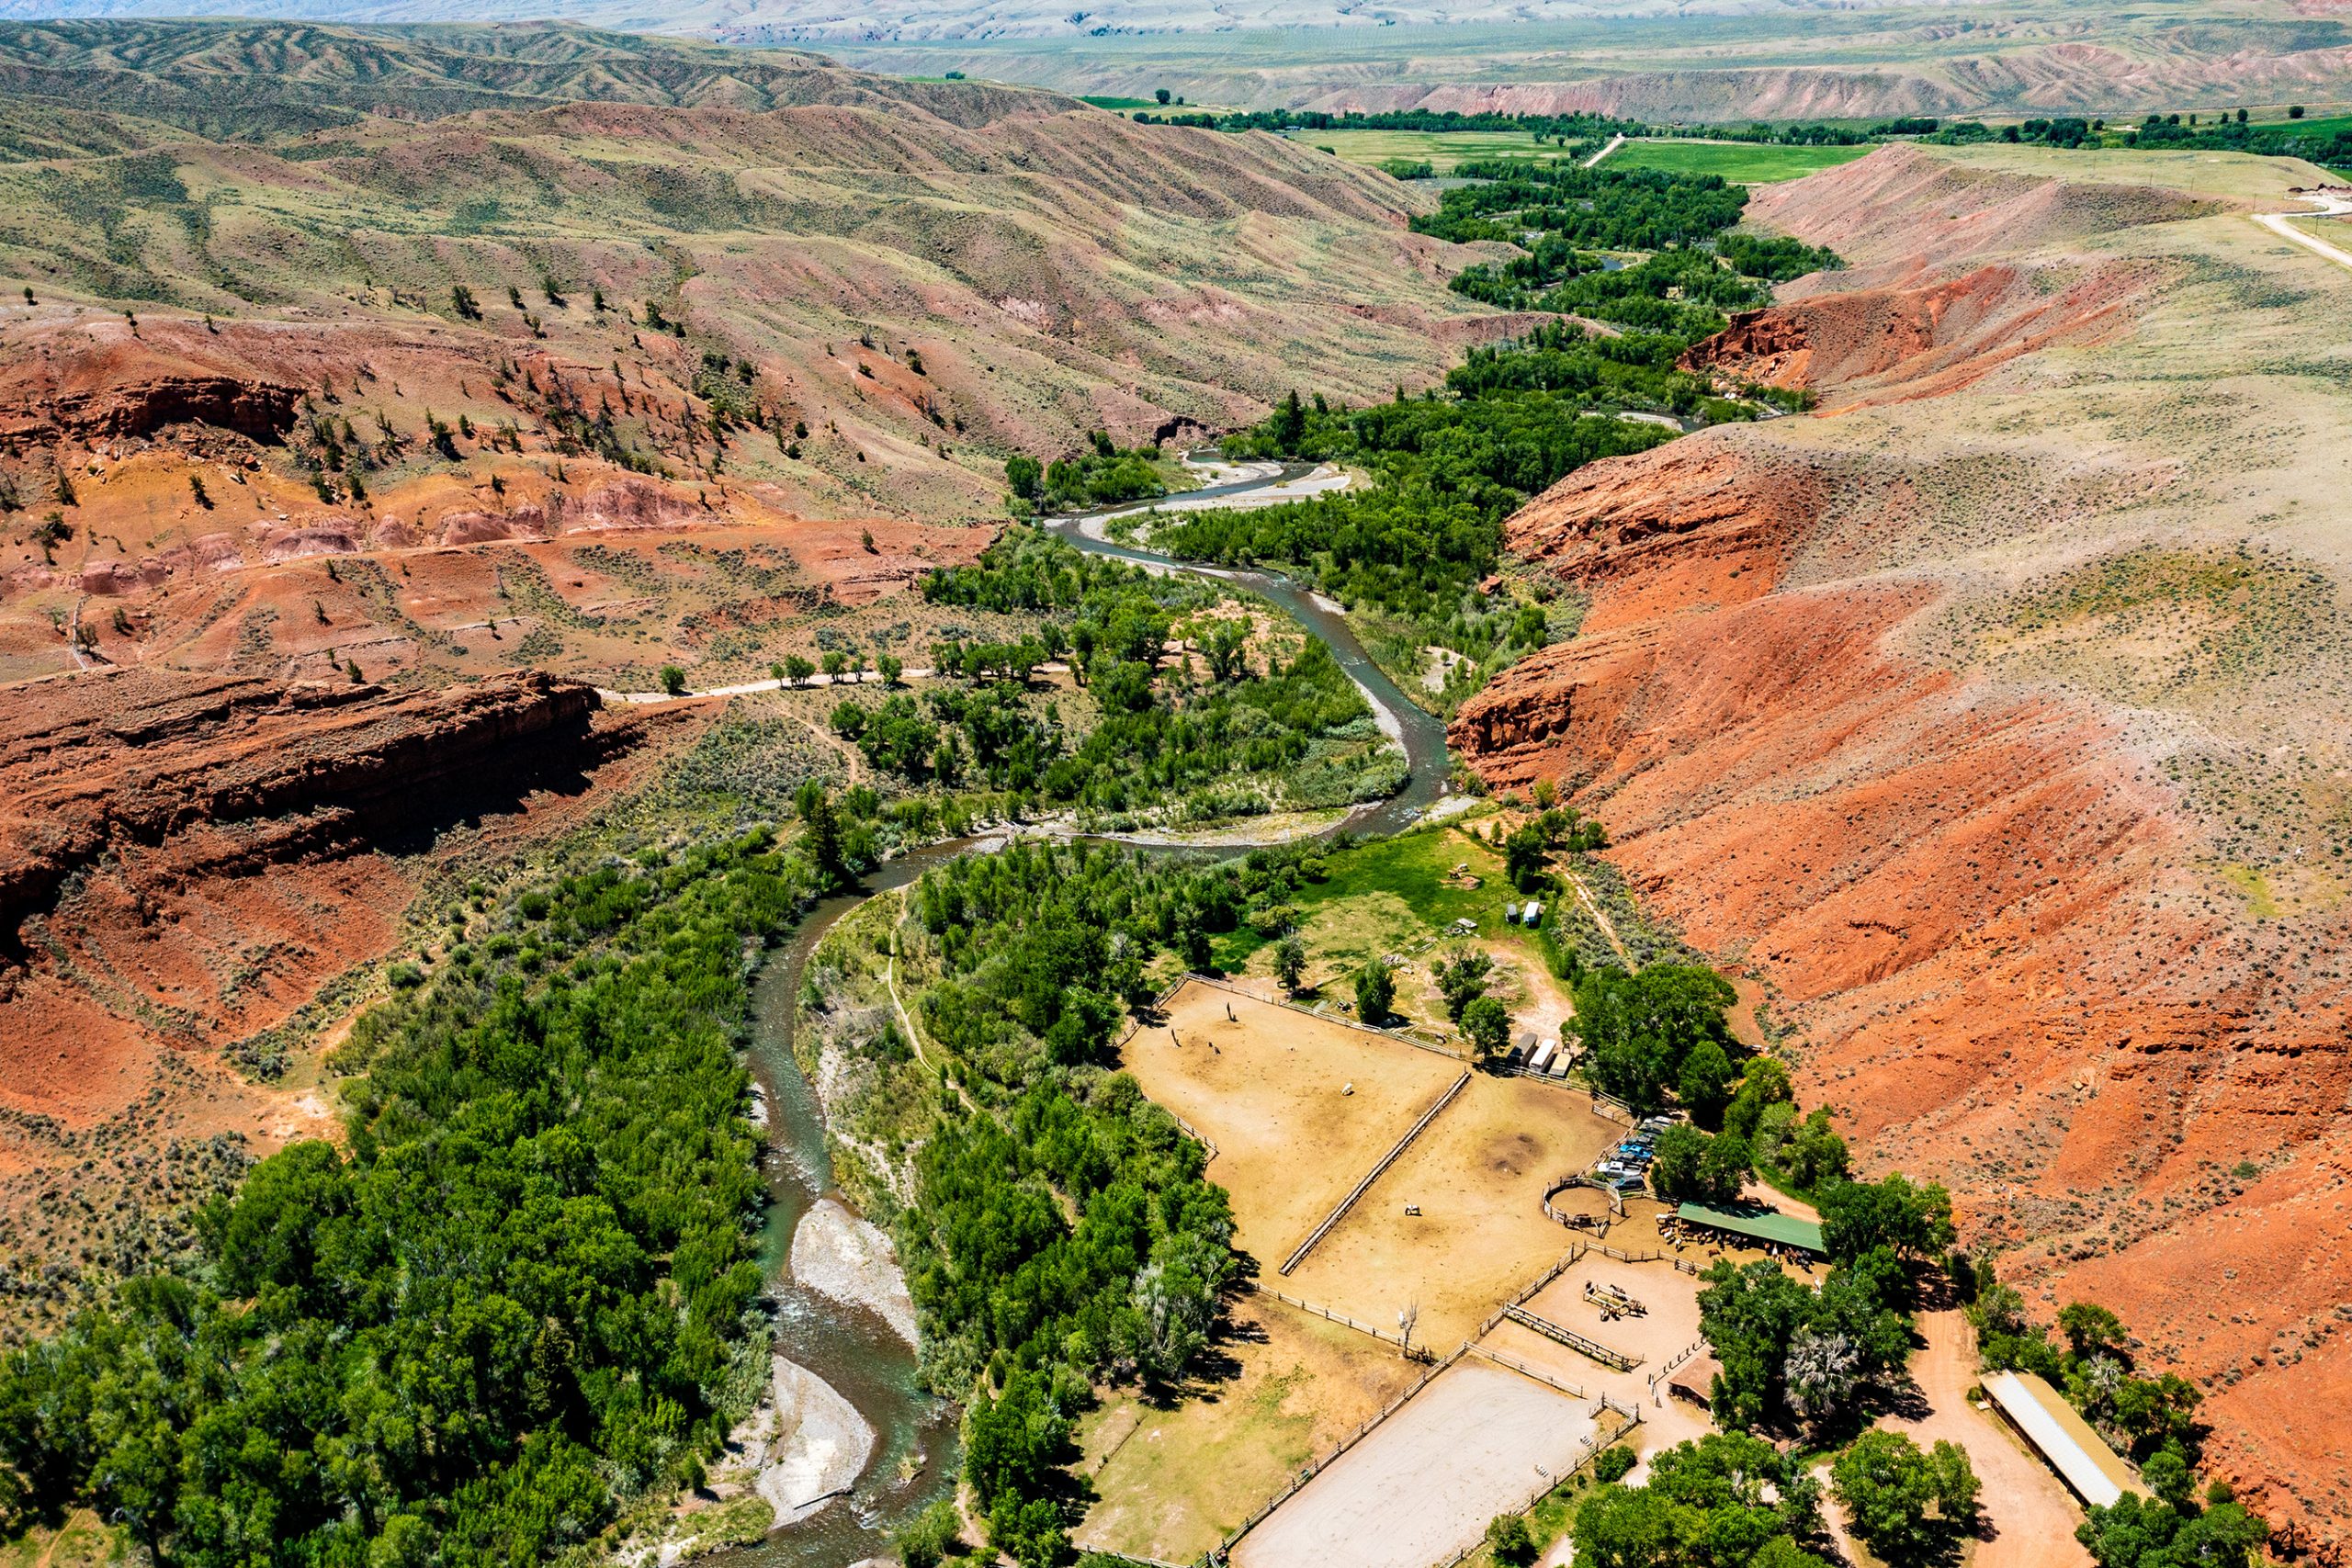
1229 1359 1598 1568
1605 139 1876 182
1075 1295 1424 1563
1121 981 1466 1262
1283 127 1582 173
1281 1072 1618 1348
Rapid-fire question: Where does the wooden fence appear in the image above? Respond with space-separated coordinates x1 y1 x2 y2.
1464 1338 1587 1400
1500 1304 1643 1372
1419 1399 1645 1568
1647 1338 1710 1393
1212 1339 1474 1560
1279 1069 1471 1276
1248 1282 1429 1356
1182 971 1470 1063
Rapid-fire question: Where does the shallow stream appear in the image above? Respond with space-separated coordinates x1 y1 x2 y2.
712 465 1455 1564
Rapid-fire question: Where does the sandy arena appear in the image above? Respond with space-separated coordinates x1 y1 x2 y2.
1121 981 1468 1261
1229 1359 1600 1568
1280 1071 1623 1348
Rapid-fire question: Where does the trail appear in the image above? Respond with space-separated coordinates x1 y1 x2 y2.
2256 186 2352 274
1583 133 1626 169
1567 873 1635 970
888 887 975 1112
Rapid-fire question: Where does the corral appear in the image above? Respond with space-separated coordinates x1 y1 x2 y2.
1121 980 1467 1262
1127 981 1623 1349
1281 1070 1621 1348
1227 1359 1602 1568
1075 1294 1424 1563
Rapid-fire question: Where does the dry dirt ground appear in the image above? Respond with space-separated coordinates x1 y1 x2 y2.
1281 1071 1620 1348
1075 1293 1423 1564
1887 1310 2095 1568
1119 980 1467 1266
1228 1359 1598 1568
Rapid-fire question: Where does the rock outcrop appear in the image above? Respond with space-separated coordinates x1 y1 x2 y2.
0 668 603 950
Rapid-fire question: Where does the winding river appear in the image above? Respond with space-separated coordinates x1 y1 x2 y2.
714 463 1453 1564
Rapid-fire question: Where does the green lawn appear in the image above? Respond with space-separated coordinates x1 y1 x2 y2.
1081 95 1162 110
1212 817 1532 976
1283 130 1872 182
1604 139 1875 183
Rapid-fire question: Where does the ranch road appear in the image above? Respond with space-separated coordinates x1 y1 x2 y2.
2256 186 2352 274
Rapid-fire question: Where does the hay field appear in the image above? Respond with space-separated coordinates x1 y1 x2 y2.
1281 1073 1618 1348
1608 139 1872 183
1076 1295 1424 1563
1122 981 1466 1260
1229 1360 1597 1568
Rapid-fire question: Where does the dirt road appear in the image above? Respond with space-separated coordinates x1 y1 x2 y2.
2256 187 2352 275
1889 1310 2093 1568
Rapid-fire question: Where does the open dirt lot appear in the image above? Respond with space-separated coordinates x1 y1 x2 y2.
1231 1359 1598 1568
1121 981 1466 1262
1281 1072 1622 1348
1076 1295 1424 1564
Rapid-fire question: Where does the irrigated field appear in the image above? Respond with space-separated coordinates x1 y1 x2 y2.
1285 127 1577 173
1606 139 1875 183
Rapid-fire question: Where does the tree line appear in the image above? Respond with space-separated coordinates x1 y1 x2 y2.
0 827 827 1564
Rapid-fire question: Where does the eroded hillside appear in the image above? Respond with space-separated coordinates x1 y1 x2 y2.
0 50 1491 691
1453 142 2352 1545
0 43 1502 1348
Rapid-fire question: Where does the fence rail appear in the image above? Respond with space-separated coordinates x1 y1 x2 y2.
1501 1304 1643 1372
1647 1338 1709 1393
1215 1340 1473 1557
1249 1282 1426 1355
1420 1400 1645 1568
1279 1069 1471 1276
1464 1339 1587 1400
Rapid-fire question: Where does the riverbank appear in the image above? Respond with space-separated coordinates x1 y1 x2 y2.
793 1198 919 1348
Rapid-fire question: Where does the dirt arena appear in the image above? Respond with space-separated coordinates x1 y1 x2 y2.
1121 981 1467 1260
1230 1359 1598 1568
1281 1072 1622 1348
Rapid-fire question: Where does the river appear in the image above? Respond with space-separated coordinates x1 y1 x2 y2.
711 461 1453 1565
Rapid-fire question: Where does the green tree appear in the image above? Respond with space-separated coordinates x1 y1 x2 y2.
1434 947 1494 1023
1699 1131 1754 1203
1649 1123 1713 1203
783 654 817 686
1354 957 1396 1024
1462 996 1510 1064
1679 1039 1736 1124
1781 1107 1850 1191
1485 1512 1536 1566
1820 1174 1953 1264
795 781 848 890
1833 1430 1939 1561
659 664 687 695
2078 1494 2267 1568
1273 934 1308 994
2058 1302 2129 1359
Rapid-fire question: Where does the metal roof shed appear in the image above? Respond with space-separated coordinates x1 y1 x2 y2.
1674 1201 1826 1256
1983 1371 2148 1509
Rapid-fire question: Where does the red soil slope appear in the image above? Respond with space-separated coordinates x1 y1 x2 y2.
1453 150 2352 1547
0 668 619 1112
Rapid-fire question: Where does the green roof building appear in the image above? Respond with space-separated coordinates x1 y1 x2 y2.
1675 1201 1826 1256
